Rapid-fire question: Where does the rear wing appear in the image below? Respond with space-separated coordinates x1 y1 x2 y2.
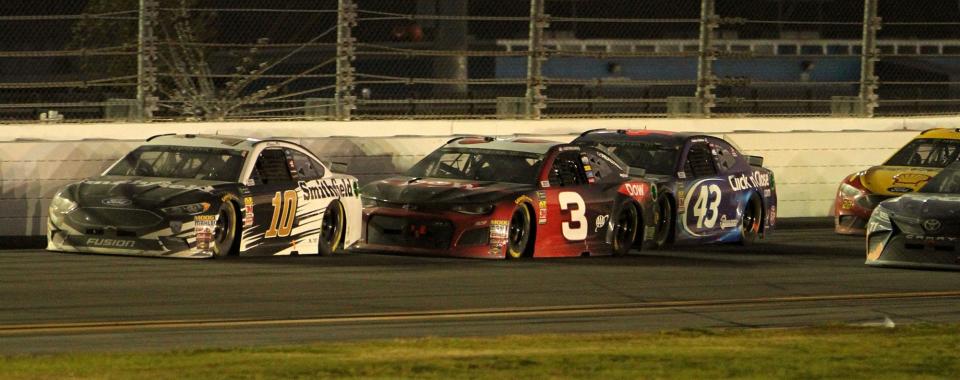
747 155 764 167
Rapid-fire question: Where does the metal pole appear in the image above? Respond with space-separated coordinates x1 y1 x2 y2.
137 0 158 121
335 0 357 120
695 0 717 118
859 0 880 117
525 0 547 119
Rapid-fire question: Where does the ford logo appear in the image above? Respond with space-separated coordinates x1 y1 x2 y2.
101 198 132 207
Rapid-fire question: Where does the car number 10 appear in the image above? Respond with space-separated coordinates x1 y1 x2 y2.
559 191 587 241
265 190 298 238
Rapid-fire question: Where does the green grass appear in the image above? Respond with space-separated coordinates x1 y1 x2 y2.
2 324 960 379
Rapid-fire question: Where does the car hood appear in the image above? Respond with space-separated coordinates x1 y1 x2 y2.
880 192 960 234
859 165 942 196
362 177 534 205
64 176 227 209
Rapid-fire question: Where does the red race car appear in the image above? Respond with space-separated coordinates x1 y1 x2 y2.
357 137 659 259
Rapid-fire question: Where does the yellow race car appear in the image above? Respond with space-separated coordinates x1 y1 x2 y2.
835 128 960 234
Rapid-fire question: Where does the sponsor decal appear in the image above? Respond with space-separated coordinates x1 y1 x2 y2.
644 225 656 240
489 220 510 240
719 215 738 229
624 183 645 197
677 171 686 179
299 178 356 201
595 151 624 171
892 172 932 187
170 221 183 234
887 187 912 193
245 179 256 186
841 198 853 210
536 190 548 224
763 188 771 198
558 146 581 152
475 220 489 226
86 237 136 249
81 179 214 192
923 219 942 233
194 214 217 251
769 205 777 226
243 197 255 228
540 180 551 188
101 198 132 207
728 171 771 192
595 214 609 232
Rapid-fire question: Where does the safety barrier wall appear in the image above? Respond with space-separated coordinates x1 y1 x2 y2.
1 116 956 238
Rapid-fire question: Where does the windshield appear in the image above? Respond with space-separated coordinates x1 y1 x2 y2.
106 146 245 182
599 141 681 176
885 138 960 168
407 148 544 184
920 162 960 194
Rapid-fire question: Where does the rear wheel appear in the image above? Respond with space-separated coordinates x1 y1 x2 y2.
654 196 674 248
319 201 345 256
612 202 639 256
739 194 763 245
212 202 238 258
506 205 533 259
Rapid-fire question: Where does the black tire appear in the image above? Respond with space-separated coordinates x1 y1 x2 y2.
212 201 238 258
319 201 345 256
739 194 763 245
612 202 639 256
654 195 674 249
506 204 533 259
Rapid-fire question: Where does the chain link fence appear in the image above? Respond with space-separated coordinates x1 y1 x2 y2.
2 0 960 122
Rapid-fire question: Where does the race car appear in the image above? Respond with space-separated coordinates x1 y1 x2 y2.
356 137 659 259
835 128 960 234
866 160 960 270
574 129 777 247
47 134 361 258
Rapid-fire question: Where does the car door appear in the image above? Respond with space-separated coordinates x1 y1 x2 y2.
241 147 300 255
677 139 734 242
537 147 608 256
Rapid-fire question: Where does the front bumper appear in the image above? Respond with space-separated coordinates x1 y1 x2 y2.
835 193 891 235
866 230 960 270
46 215 212 259
356 207 508 259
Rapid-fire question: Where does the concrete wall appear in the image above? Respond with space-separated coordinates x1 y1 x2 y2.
1 116 955 238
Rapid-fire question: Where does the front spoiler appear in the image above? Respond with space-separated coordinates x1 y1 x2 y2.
866 233 960 270
47 229 210 259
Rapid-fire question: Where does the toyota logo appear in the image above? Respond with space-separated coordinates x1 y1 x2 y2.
922 218 942 233
101 198 132 207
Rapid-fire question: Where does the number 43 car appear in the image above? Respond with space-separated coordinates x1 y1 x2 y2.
574 129 777 247
47 134 361 258
357 137 659 259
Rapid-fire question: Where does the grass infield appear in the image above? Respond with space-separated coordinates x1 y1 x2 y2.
2 324 958 379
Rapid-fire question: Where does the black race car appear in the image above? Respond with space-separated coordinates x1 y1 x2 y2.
47 134 361 258
574 129 778 247
867 161 960 270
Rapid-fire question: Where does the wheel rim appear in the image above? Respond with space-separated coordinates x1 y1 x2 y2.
213 203 235 255
508 207 529 257
616 205 637 247
742 198 760 234
322 203 342 251
656 199 671 242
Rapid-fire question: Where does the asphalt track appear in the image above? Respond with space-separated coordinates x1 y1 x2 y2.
1 226 958 354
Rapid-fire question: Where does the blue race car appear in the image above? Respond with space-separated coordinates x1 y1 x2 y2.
574 129 777 247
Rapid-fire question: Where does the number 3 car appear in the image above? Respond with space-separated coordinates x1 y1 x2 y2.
47 134 361 258
574 129 777 247
357 137 659 259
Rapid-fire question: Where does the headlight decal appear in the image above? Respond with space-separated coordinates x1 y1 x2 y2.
161 202 211 216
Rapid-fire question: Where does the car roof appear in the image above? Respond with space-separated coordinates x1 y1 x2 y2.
918 128 960 140
576 129 708 145
144 134 261 150
443 137 560 155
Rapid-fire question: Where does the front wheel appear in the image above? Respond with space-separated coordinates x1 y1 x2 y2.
212 201 238 258
506 205 533 259
612 202 639 256
739 194 763 245
319 201 345 256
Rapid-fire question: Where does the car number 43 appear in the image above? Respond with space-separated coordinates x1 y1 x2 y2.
559 191 587 241
692 184 721 229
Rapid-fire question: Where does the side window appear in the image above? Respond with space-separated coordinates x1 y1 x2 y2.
288 149 325 180
683 143 718 177
710 139 740 173
548 151 587 187
584 149 624 184
252 149 294 185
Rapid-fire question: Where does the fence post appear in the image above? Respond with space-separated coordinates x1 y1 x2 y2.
695 0 717 118
525 0 547 120
137 0 159 121
859 0 880 117
335 0 357 121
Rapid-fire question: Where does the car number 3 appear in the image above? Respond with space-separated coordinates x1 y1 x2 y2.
692 184 722 229
559 191 587 241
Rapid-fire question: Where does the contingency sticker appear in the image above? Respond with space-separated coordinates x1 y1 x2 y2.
243 197 255 227
536 190 548 224
194 214 217 251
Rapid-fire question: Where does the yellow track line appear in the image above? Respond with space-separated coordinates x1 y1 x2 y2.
2 290 958 336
